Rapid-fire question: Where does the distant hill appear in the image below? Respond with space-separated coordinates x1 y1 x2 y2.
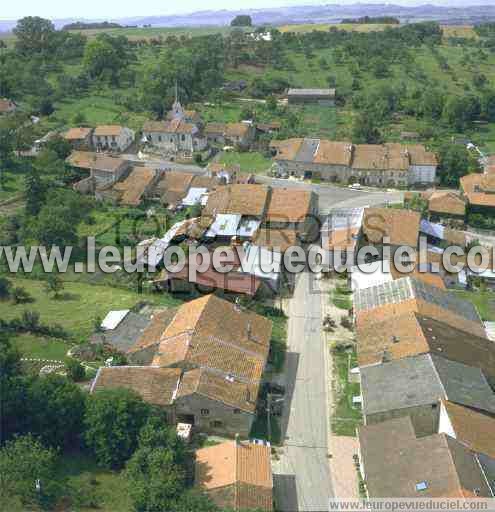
1 3 495 33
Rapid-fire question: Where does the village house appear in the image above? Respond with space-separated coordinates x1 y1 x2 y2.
155 171 195 207
142 99 206 156
360 207 421 260
321 207 364 269
360 353 495 437
356 311 495 387
91 366 182 422
225 122 255 148
354 277 487 338
92 125 135 152
358 416 494 498
121 294 272 437
460 172 495 213
112 166 161 206
0 98 17 115
270 139 437 186
204 122 256 148
63 127 93 149
350 259 446 292
427 191 466 221
263 188 317 235
287 88 335 106
438 400 495 487
67 151 131 192
204 122 228 145
195 439 273 511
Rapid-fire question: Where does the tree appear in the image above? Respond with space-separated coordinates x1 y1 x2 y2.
38 98 54 116
66 359 85 382
125 418 192 512
231 15 252 27
26 374 86 449
84 389 152 468
24 168 46 217
0 435 58 509
44 275 64 298
442 95 480 131
266 95 277 112
0 276 12 299
0 332 21 381
11 286 33 304
83 34 130 84
438 143 470 187
13 17 56 55
352 112 382 144
125 446 186 512
481 90 495 121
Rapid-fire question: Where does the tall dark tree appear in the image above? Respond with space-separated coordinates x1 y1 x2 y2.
0 435 58 509
438 143 470 187
13 17 56 55
84 389 152 469
24 168 46 217
231 15 252 27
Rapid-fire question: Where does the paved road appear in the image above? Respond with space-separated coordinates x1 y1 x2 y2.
256 176 403 215
121 153 206 175
273 270 334 512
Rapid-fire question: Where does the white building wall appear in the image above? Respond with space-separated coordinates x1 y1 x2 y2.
409 165 436 185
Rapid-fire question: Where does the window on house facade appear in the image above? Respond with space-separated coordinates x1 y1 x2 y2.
200 409 209 416
112 136 116 142
233 408 241 414
181 134 186 141
158 135 162 142
211 420 223 428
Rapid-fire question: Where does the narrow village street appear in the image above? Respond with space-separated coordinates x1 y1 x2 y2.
273 270 335 511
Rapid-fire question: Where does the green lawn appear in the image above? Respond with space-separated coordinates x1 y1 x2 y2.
13 333 71 362
451 290 495 321
331 349 362 437
218 151 272 174
0 277 178 340
55 453 132 512
51 94 149 132
0 169 26 201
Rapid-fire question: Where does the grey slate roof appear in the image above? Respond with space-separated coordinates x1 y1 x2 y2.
361 353 495 416
288 88 336 97
354 277 481 324
91 312 151 352
294 138 320 163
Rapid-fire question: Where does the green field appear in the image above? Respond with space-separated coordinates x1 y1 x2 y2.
14 333 71 362
218 150 272 174
0 277 177 340
452 290 495 321
56 453 132 512
0 169 25 201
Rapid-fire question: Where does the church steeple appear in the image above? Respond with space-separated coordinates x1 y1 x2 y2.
171 81 184 121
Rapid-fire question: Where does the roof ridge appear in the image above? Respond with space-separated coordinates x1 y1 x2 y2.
442 434 471 498
429 353 448 401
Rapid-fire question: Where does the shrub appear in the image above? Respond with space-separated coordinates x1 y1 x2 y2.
0 276 12 299
66 359 85 382
11 286 34 304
